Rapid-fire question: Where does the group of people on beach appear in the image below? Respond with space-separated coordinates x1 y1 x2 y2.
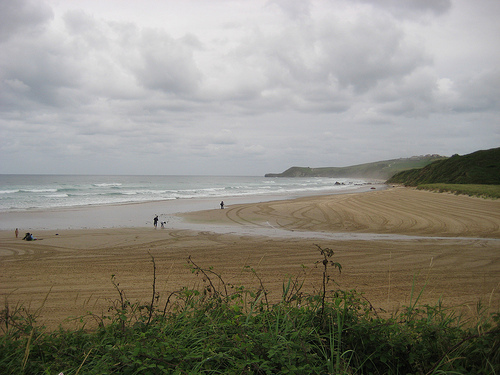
152 201 225 229
15 228 37 241
23 232 37 241
14 228 37 241
14 200 228 236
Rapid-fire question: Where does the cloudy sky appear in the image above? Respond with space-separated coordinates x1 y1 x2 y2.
1 0 499 176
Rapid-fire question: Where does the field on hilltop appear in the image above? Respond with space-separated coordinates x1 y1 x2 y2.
265 155 445 180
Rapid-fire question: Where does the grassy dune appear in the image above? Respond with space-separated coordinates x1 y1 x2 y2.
417 184 500 199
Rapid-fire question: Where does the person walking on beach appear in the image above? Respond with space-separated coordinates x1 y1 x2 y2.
153 215 159 228
15 228 19 238
220 201 224 209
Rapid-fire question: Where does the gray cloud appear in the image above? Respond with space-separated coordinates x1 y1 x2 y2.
452 69 500 113
268 0 312 21
132 29 202 94
0 0 498 175
0 0 53 42
354 0 452 18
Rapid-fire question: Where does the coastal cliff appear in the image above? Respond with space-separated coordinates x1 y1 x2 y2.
265 155 445 180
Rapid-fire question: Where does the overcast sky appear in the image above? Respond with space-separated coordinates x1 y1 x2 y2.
1 0 499 176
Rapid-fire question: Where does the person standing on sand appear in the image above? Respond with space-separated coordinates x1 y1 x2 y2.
220 201 224 209
15 228 19 238
153 215 159 228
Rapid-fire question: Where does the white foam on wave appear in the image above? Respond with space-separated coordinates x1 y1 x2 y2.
0 175 372 213
93 183 123 187
0 189 19 194
22 188 58 193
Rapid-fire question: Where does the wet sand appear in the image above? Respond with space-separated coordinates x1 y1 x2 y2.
1 187 499 330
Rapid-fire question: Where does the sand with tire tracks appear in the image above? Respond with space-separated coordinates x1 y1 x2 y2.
1 187 499 330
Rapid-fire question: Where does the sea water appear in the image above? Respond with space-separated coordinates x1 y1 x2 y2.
0 175 369 213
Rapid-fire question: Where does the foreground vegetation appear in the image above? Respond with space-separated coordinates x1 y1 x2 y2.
1 247 499 374
416 184 500 199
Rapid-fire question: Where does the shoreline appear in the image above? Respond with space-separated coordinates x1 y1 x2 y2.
0 183 386 231
1 186 499 330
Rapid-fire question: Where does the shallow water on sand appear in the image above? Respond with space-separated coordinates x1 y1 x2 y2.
0 184 383 231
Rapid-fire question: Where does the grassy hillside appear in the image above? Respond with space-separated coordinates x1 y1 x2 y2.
265 155 445 180
386 148 500 186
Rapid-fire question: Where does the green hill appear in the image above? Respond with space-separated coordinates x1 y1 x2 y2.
386 147 500 186
265 155 446 180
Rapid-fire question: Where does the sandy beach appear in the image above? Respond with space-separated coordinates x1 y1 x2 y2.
1 186 499 330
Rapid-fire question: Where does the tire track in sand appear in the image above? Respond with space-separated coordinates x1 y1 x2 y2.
204 188 500 238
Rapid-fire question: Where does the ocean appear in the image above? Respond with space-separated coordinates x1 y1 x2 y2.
0 174 369 213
